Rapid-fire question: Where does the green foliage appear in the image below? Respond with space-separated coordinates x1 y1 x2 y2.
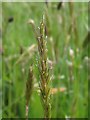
2 2 88 118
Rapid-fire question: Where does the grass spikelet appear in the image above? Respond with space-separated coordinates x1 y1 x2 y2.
38 15 51 119
25 65 33 119
29 15 51 119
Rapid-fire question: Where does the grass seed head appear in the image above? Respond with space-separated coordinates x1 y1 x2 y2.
25 65 33 105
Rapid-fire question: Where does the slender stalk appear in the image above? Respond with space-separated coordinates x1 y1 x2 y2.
68 2 79 46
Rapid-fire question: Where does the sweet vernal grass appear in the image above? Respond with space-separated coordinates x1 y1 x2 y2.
25 65 33 119
29 15 51 119
2 3 88 118
38 15 51 119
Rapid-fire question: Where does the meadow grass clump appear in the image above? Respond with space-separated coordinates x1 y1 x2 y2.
2 2 88 118
29 15 51 119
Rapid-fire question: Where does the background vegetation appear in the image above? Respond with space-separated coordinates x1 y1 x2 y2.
2 2 88 118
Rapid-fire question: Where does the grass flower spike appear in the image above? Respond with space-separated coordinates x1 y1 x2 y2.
38 15 51 119
29 15 51 119
25 65 33 119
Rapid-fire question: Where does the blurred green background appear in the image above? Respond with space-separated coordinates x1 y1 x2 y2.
2 2 88 118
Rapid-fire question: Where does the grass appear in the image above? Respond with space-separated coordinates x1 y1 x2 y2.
25 65 33 119
2 2 88 118
32 15 51 119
